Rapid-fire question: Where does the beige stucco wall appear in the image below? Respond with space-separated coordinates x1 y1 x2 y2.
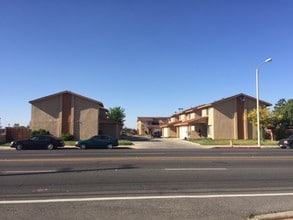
100 122 120 138
162 127 168 137
30 96 62 137
73 96 100 140
213 99 236 139
137 120 143 135
245 98 258 139
206 108 214 139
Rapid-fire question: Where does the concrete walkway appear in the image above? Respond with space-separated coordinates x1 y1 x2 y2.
130 137 277 149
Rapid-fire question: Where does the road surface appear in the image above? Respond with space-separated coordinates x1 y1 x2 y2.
0 141 292 219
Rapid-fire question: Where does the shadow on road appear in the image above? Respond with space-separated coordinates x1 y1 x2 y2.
0 164 138 177
55 146 134 150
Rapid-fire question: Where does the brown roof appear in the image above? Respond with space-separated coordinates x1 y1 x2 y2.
160 120 179 128
185 116 208 125
178 93 271 114
29 90 104 107
137 117 169 122
173 116 208 127
211 93 272 107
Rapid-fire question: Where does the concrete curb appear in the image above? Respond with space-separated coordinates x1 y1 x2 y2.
0 146 278 150
212 145 263 149
0 145 79 150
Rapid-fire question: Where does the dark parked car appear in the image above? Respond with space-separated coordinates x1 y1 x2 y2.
75 135 118 149
152 131 161 138
10 135 65 150
278 135 293 149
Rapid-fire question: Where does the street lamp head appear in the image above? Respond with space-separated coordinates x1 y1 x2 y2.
265 58 272 63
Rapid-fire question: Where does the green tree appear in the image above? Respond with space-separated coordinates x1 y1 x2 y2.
248 99 293 140
247 107 282 141
107 106 126 126
274 99 293 128
273 98 293 139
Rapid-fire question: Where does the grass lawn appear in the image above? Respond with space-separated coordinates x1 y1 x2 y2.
189 138 277 146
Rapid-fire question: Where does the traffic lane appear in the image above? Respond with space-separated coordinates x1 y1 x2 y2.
1 195 293 220
2 149 293 176
2 152 293 171
2 160 293 199
0 147 292 160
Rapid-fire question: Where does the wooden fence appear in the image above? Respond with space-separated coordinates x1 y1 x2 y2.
0 135 5 144
5 127 31 142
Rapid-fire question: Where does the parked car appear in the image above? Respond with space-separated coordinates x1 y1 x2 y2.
278 135 293 149
10 135 65 150
152 131 161 138
75 135 118 149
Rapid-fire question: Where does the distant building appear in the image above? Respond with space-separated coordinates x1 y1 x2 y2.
161 93 271 140
29 91 120 139
137 117 169 136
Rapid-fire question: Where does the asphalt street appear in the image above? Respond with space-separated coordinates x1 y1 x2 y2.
0 138 292 219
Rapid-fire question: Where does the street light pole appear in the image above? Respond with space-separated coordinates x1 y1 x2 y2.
256 58 272 147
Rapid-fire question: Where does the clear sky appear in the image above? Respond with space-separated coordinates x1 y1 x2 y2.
0 0 292 129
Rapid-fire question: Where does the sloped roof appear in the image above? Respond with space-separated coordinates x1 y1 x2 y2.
211 93 271 106
29 90 104 108
137 117 169 122
180 93 271 114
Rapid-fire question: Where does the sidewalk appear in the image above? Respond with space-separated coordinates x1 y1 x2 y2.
130 138 278 150
0 138 279 150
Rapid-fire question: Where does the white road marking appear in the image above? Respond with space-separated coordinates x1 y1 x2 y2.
124 153 166 155
1 193 293 204
20 154 62 156
164 168 227 171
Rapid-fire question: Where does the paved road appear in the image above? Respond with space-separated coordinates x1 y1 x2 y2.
0 140 292 219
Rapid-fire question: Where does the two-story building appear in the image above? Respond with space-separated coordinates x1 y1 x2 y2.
29 91 120 139
137 117 169 136
161 93 271 140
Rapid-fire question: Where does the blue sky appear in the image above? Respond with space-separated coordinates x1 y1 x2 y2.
0 0 292 129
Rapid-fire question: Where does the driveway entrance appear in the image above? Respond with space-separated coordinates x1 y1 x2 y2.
131 137 201 149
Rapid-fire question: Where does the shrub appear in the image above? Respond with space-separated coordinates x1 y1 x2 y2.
31 129 50 137
61 133 74 141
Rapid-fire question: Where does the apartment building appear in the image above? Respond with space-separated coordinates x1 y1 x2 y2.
29 91 120 139
161 93 271 140
137 117 169 136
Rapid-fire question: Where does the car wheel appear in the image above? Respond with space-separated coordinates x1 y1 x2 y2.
16 144 23 151
107 144 113 149
80 144 86 150
47 144 54 150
